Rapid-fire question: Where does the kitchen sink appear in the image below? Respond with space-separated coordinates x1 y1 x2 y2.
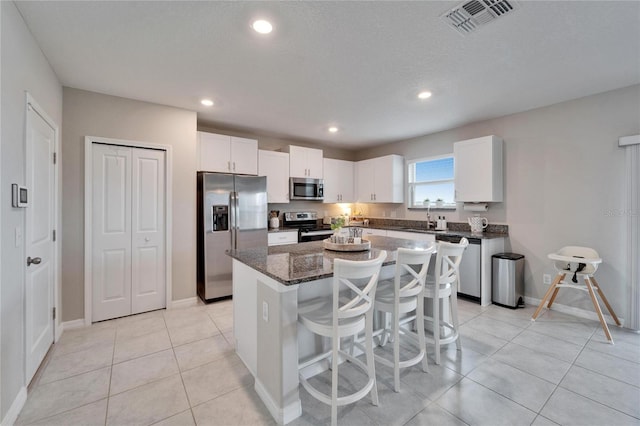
399 227 446 233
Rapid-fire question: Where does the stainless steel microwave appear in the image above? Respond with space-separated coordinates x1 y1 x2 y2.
289 177 324 200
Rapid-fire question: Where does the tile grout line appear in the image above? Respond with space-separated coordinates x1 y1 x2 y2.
105 320 118 426
531 321 597 422
164 311 198 425
457 310 560 419
551 325 640 420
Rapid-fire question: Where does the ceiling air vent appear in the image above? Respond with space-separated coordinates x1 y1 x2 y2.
441 0 518 36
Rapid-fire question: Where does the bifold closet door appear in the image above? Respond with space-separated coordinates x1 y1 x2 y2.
92 144 166 322
131 148 166 314
92 144 133 322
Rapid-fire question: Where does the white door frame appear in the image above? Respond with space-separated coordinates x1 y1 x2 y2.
84 136 173 326
24 93 61 371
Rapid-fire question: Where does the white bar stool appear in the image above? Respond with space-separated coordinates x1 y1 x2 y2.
298 251 387 426
424 238 468 365
373 246 435 392
531 246 621 343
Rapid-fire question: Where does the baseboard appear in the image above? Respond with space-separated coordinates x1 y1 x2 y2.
55 322 63 342
524 296 625 327
254 378 301 425
168 297 198 310
1 386 27 426
62 318 86 331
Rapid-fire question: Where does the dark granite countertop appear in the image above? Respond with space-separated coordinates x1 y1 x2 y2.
375 226 507 240
358 218 509 239
227 235 433 286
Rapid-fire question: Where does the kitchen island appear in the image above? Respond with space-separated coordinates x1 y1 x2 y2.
227 236 433 424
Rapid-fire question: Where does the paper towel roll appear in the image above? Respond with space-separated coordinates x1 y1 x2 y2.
463 203 488 212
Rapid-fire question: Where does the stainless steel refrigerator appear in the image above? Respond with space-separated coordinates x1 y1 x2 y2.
197 172 267 302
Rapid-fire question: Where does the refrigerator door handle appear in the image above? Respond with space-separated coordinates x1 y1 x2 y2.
229 192 236 249
234 191 240 248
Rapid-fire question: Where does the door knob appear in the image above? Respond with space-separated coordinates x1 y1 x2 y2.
27 256 42 266
145 237 150 242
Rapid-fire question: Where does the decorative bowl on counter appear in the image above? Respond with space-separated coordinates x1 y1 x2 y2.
323 239 371 252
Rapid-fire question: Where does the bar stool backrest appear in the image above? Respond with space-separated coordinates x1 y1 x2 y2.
395 246 436 298
333 251 387 320
434 238 469 288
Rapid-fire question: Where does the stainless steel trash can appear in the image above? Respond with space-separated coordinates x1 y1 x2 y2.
492 253 525 308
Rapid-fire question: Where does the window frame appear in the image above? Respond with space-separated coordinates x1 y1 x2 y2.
406 154 457 209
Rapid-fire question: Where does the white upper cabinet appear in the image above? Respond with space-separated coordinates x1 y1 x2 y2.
355 155 404 203
454 135 503 202
259 150 290 203
323 158 354 203
198 131 258 175
288 145 323 178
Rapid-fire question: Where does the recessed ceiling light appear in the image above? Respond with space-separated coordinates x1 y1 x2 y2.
252 20 273 34
328 126 339 133
201 99 214 107
418 91 432 100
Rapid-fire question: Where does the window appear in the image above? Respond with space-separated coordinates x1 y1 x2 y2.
407 155 455 208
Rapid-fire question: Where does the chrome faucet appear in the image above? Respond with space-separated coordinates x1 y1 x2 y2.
426 207 434 229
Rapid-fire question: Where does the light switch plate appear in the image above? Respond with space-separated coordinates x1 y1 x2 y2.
543 274 551 285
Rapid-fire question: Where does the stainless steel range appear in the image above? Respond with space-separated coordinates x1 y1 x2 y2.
282 211 334 242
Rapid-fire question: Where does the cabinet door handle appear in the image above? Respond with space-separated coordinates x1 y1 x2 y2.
233 162 236 171
228 161 231 171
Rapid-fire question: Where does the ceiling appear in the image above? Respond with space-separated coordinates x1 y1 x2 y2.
15 1 640 149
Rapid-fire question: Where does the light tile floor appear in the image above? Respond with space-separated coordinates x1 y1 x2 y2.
16 299 640 426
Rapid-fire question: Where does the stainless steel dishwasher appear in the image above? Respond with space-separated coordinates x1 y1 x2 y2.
435 235 481 302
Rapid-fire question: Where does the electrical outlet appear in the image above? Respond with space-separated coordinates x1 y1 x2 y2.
543 274 551 285
262 301 269 322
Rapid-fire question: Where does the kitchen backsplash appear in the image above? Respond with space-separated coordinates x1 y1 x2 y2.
366 217 509 235
266 201 509 234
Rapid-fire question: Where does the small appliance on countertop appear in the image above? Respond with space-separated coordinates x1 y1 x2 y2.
468 215 489 234
269 210 280 229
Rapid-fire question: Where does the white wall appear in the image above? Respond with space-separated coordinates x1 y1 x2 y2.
355 85 640 323
61 88 197 321
1 1 63 420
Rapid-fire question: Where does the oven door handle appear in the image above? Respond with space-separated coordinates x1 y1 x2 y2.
302 230 335 237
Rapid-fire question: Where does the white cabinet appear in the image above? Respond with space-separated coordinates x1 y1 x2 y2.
355 155 404 203
454 135 503 202
268 231 298 246
386 230 435 243
288 145 323 178
198 131 258 175
323 158 354 203
362 228 387 238
259 150 290 203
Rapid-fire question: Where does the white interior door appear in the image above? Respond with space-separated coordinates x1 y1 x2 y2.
131 148 166 314
25 105 56 383
91 144 166 322
92 144 133 322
